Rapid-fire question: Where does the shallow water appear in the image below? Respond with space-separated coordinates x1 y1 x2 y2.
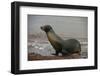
28 38 88 58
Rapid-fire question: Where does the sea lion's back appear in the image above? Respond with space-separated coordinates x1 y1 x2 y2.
63 39 81 49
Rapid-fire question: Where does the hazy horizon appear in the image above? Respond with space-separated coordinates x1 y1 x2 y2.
28 15 88 38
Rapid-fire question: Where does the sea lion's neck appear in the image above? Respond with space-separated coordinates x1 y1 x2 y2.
46 29 63 42
46 29 56 36
47 29 55 34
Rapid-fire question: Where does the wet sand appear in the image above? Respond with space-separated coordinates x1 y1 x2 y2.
28 53 81 61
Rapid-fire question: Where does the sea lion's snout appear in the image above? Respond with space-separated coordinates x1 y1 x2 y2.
40 26 44 30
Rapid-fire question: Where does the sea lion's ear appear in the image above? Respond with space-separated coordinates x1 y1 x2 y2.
46 25 52 29
48 26 52 29
43 25 51 30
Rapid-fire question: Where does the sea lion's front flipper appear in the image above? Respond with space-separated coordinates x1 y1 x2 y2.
51 51 59 56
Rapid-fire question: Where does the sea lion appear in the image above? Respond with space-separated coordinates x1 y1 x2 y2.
40 25 81 56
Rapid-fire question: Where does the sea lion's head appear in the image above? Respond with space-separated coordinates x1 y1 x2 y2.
41 25 52 32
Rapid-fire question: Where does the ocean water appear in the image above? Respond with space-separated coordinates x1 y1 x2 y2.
28 37 88 58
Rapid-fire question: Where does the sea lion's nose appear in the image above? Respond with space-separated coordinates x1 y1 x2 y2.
40 26 43 29
40 26 44 30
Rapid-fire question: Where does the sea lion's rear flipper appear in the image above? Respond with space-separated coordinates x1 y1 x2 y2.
61 49 68 56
